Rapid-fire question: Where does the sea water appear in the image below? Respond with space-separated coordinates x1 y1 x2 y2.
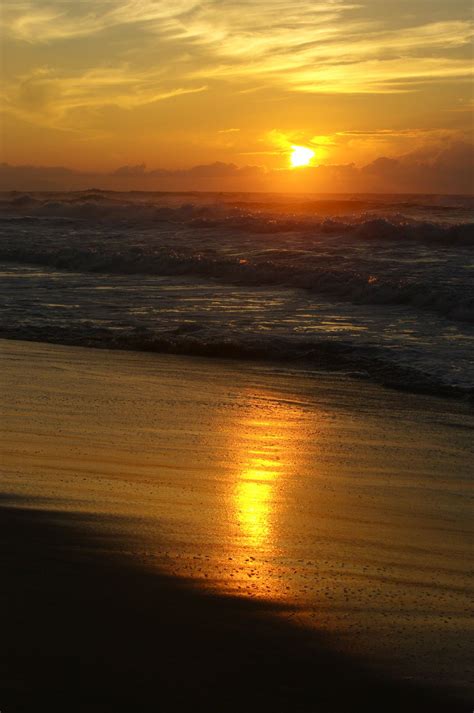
0 190 472 398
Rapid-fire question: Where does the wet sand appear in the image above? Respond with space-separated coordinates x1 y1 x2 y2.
1 339 472 710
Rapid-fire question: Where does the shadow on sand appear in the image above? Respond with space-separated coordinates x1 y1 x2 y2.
0 497 466 712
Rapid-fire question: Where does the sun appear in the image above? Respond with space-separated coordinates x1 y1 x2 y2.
290 145 315 168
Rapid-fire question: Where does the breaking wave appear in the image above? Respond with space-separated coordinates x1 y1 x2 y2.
1 193 473 245
0 239 472 323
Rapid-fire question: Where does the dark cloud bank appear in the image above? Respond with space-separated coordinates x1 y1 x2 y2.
1 142 472 194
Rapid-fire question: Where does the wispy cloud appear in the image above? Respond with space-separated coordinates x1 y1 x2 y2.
3 1 472 97
2 2 354 43
2 1 200 42
2 62 207 131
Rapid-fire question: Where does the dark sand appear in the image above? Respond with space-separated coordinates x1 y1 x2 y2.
0 499 466 712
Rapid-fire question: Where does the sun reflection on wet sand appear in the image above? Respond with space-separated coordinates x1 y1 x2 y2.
226 398 308 599
234 449 281 548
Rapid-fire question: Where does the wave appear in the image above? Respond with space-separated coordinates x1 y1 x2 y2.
1 194 473 245
0 240 472 323
0 322 471 401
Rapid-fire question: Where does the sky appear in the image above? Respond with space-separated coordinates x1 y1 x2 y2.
1 0 473 192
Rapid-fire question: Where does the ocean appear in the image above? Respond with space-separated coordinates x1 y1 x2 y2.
1 190 473 399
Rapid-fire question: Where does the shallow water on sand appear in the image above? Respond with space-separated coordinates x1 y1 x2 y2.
1 339 472 699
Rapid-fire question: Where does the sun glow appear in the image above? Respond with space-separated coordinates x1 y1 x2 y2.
290 145 315 168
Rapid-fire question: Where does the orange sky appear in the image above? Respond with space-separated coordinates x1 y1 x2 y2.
1 1 473 191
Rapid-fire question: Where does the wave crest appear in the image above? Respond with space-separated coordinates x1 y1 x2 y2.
1 194 473 245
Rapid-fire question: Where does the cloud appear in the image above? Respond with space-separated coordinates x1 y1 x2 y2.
1 141 472 193
359 140 474 193
2 62 207 131
113 164 147 177
1 2 353 44
178 162 261 178
0 162 86 190
1 1 200 42
0 161 266 191
2 1 472 107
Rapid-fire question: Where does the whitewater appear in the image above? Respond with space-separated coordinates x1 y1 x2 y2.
1 190 473 399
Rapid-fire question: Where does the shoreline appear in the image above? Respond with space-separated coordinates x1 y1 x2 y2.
1 338 472 709
0 330 471 402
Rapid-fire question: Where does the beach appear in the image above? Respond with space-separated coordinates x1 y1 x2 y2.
3 0 474 708
1 338 472 711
